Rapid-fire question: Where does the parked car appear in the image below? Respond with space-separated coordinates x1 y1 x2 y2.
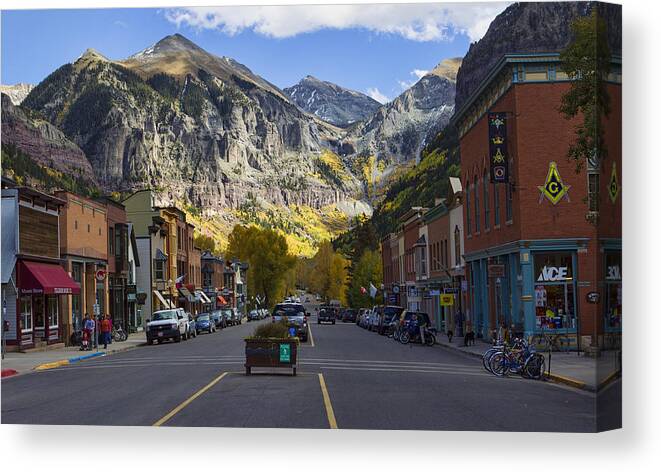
146 309 187 344
232 308 243 325
211 310 225 329
272 302 309 342
221 308 234 326
318 305 336 324
195 313 216 334
369 306 383 331
248 309 261 321
342 308 358 322
377 306 405 335
186 313 198 339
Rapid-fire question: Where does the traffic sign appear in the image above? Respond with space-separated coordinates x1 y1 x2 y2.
440 294 455 306
279 343 291 363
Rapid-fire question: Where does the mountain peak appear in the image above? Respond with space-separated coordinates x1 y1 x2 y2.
76 48 109 63
428 57 462 82
129 33 204 60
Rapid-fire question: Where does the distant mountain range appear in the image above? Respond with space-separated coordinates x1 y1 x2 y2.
1 32 463 254
283 76 381 128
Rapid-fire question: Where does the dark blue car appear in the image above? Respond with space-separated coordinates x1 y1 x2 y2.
195 313 216 334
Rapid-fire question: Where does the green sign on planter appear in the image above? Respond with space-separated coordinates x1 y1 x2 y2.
279 343 291 363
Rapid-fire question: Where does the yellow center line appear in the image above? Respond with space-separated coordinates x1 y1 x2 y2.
153 371 228 427
318 373 338 429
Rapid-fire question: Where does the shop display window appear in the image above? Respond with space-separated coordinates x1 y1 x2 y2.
534 252 576 331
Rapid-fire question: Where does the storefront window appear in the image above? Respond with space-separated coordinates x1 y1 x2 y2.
47 295 59 328
605 252 622 330
20 296 32 332
534 252 576 331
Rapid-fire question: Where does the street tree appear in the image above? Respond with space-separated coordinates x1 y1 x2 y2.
348 249 383 308
226 225 296 309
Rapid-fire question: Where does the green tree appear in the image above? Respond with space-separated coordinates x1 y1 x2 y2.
307 241 349 304
348 249 383 308
225 225 296 309
194 233 216 254
559 9 612 174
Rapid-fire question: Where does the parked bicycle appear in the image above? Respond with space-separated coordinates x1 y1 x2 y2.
112 323 128 342
485 338 545 380
400 325 436 346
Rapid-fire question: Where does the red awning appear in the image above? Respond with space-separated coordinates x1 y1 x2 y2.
19 261 80 295
217 295 228 305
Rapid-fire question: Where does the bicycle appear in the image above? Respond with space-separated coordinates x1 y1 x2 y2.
489 339 545 379
112 323 128 342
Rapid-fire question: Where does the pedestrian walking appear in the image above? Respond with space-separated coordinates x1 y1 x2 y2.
82 313 94 351
100 314 112 349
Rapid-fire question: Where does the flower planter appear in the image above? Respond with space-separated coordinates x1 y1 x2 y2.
244 338 299 376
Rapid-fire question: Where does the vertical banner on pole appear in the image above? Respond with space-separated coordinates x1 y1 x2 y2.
488 112 509 183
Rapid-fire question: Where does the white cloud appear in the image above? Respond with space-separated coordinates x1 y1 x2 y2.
113 20 128 29
164 3 510 43
398 69 430 91
412 69 429 80
366 87 389 104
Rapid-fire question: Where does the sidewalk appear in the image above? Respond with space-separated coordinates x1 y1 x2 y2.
434 335 620 391
1 332 146 378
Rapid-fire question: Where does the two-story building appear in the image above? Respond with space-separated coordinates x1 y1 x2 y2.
452 53 621 351
55 191 109 344
2 181 79 350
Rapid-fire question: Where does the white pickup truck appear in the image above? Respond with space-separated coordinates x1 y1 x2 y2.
146 308 188 344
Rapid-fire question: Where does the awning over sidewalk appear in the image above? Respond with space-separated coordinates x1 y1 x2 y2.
19 261 80 295
217 295 228 305
197 291 211 304
178 286 195 302
153 290 172 309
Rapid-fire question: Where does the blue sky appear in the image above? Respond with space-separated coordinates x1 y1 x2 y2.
1 4 508 102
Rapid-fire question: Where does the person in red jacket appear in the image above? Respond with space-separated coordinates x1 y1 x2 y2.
100 314 112 349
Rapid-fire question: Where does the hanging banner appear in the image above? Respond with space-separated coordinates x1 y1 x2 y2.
488 112 509 183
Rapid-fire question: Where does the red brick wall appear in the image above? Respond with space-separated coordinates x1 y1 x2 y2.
426 212 449 279
461 82 622 254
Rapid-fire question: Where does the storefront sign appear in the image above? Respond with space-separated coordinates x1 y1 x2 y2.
608 162 620 203
538 161 570 205
606 265 621 281
95 269 107 281
537 266 570 282
488 112 509 183
428 289 441 296
440 294 454 306
586 291 600 304
488 264 505 278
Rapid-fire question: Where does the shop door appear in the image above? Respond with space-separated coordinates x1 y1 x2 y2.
46 295 59 343
33 296 45 341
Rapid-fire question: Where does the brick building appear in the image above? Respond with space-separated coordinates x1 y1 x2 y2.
55 190 109 343
453 53 621 350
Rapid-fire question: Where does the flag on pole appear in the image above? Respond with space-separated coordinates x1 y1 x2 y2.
360 286 367 294
175 274 185 288
369 283 377 299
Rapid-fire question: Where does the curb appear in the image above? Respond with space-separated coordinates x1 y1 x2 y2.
546 372 590 391
435 341 599 392
597 370 621 391
33 342 145 371
1 369 19 378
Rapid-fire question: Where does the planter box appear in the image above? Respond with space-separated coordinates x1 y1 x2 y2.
244 338 299 376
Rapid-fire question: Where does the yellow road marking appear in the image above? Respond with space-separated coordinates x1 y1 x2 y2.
318 373 338 429
153 372 228 426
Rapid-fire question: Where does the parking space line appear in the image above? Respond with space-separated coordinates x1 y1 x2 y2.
318 373 338 429
152 372 228 426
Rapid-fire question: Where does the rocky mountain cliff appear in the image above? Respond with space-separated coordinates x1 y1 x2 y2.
0 83 34 105
21 34 363 216
455 1 622 110
1 93 97 185
342 58 460 190
283 76 381 128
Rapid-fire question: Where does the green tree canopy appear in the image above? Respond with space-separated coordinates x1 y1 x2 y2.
225 225 296 309
559 9 612 173
348 249 383 308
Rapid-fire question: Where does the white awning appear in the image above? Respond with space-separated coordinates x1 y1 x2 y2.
153 290 170 309
197 290 211 304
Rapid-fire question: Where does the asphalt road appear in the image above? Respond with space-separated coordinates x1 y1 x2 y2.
1 300 618 431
